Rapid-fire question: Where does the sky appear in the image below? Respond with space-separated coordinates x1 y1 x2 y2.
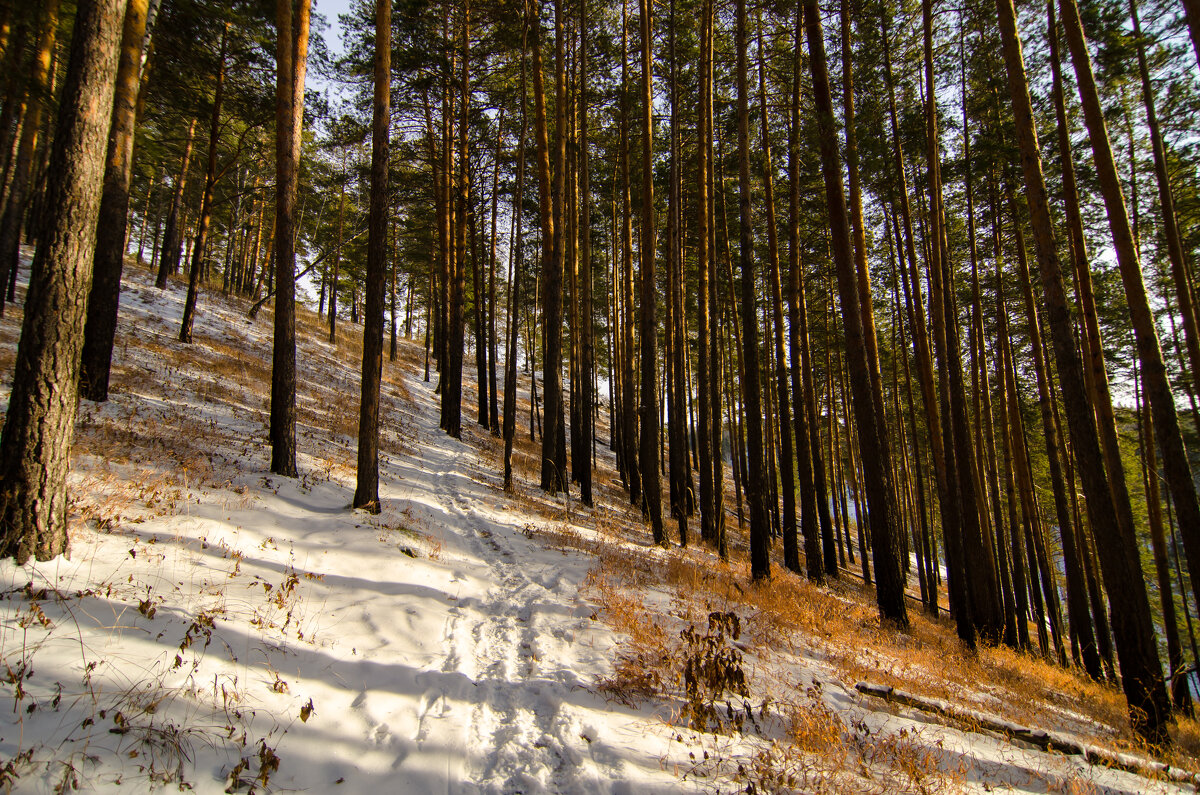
313 0 355 60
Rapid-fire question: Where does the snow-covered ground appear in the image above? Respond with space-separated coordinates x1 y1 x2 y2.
0 261 1195 793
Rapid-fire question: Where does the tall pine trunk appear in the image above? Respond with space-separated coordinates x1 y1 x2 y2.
0 0 58 315
79 0 150 401
0 0 128 562
178 22 229 345
269 0 309 477
577 2 593 506
353 0 390 512
638 0 662 541
503 14 528 491
736 0 768 575
805 0 905 624
758 18 798 574
539 0 566 490
156 118 195 288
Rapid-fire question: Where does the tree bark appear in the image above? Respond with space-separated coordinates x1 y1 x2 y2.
735 0 768 574
488 111 503 435
156 119 195 289
79 0 150 402
1009 192 1102 677
1139 376 1192 713
704 0 725 557
0 0 128 562
504 14 529 490
444 3 468 439
0 0 57 315
353 0 390 512
178 22 228 345
532 3 557 482
329 155 346 343
1130 0 1200 474
805 0 905 623
539 0 566 489
619 0 639 503
883 18 949 616
578 4 593 506
269 0 309 477
638 0 662 541
758 17 797 574
695 0 715 550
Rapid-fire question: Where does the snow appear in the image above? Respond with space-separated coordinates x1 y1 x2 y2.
0 259 1194 793
0 264 689 793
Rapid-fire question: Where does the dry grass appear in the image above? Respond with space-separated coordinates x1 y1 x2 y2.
53 268 417 503
523 489 1200 790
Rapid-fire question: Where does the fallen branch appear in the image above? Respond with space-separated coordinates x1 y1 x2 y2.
247 227 367 319
855 681 1199 789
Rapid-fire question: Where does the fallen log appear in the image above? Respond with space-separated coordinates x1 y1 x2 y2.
855 681 1198 790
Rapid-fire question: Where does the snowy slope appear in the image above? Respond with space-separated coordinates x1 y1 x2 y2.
0 264 696 793
0 261 1196 793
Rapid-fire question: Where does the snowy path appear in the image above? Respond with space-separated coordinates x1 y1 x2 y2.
383 377 677 794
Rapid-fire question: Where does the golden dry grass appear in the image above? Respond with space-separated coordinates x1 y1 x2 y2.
525 484 1200 790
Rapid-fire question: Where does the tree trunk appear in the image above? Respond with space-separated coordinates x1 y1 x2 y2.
538 0 566 489
178 22 228 345
0 21 30 212
1009 192 1102 677
0 0 57 314
444 3 468 440
667 0 689 542
1180 0 1200 71
696 0 715 549
79 0 150 402
1139 377 1192 713
156 118 195 289
805 0 904 623
735 0 768 574
619 0 639 503
577 4 593 505
638 0 662 541
0 0 128 562
787 4 826 579
1131 0 1200 465
532 3 557 482
884 18 951 616
474 148 488 428
989 211 1031 651
353 0 390 512
269 0 309 477
488 110 503 435
329 157 346 342
504 16 529 490
758 17 797 574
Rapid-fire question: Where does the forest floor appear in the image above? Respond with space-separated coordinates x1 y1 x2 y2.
1 259 1199 793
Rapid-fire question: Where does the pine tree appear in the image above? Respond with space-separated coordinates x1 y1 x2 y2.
354 0 391 512
0 0 130 562
79 0 151 402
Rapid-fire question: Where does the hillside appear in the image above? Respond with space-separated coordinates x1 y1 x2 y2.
1 262 1198 793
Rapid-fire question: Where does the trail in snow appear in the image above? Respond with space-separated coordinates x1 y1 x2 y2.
385 373 677 794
